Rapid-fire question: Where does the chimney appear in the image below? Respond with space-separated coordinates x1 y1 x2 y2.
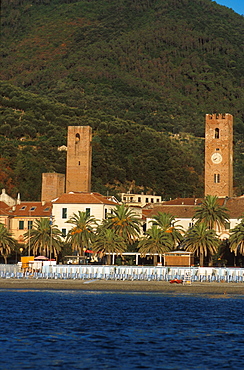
17 193 21 205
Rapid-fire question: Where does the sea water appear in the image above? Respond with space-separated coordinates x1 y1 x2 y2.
0 290 243 369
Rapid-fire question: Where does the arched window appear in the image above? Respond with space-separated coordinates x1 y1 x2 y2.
214 174 220 183
75 133 80 143
214 128 219 139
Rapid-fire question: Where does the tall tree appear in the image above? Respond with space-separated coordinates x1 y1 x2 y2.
182 222 220 266
138 225 173 265
66 211 97 255
150 211 184 247
0 223 16 264
24 218 62 259
104 204 141 245
93 228 126 265
194 195 229 231
229 217 244 257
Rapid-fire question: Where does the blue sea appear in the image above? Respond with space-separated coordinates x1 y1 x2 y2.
0 290 244 369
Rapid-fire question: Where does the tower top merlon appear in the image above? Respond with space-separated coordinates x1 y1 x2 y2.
206 113 233 121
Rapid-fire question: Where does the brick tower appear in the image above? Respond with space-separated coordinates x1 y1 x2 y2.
66 126 92 193
205 113 233 197
41 173 65 202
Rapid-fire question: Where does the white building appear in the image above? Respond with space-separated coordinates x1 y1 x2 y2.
121 192 162 207
52 192 119 237
144 196 244 240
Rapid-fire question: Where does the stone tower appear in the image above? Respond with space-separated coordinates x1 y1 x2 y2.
205 113 233 197
41 173 65 202
66 126 92 193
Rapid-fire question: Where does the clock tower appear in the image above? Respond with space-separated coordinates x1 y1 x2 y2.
205 113 233 197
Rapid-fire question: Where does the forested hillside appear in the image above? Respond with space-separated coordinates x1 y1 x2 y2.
1 0 244 200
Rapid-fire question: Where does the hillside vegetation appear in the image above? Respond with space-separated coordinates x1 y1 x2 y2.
1 0 244 199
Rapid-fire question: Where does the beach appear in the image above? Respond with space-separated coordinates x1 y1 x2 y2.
0 278 244 295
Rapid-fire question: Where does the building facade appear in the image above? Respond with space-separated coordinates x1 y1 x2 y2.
51 192 118 238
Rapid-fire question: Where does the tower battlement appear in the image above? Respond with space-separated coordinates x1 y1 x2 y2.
206 113 232 121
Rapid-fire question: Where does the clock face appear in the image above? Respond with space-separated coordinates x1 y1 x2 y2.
211 152 222 164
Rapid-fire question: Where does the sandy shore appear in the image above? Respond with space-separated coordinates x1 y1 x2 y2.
0 278 244 295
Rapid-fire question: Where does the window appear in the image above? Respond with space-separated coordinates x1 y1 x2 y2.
214 174 220 183
138 197 141 203
62 229 67 237
156 199 160 203
215 128 220 139
85 208 90 216
28 221 33 230
146 198 149 203
105 208 108 218
151 198 154 203
130 197 133 202
19 220 24 230
20 206 26 211
62 208 67 219
30 206 36 211
188 222 194 228
44 207 50 212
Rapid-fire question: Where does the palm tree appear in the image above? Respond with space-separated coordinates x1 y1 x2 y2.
66 211 97 255
0 223 16 264
182 222 220 266
194 195 229 231
104 204 141 245
229 217 244 257
138 225 173 265
92 228 126 265
150 211 184 248
24 218 62 259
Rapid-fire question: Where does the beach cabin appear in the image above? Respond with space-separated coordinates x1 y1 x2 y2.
164 251 194 267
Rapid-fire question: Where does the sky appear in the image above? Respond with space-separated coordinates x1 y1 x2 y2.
214 0 244 15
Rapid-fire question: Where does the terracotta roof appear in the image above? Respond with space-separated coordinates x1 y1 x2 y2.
147 205 196 219
0 201 10 215
8 202 52 217
52 192 117 205
146 197 244 220
161 197 226 206
162 198 203 206
225 197 244 219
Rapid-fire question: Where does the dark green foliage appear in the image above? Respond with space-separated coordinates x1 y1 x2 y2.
0 0 243 199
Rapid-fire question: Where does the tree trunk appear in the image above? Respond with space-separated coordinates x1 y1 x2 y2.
200 253 204 267
3 255 8 264
153 254 158 266
107 254 111 265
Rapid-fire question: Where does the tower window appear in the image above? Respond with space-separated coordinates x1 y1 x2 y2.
75 133 80 143
214 174 220 183
214 128 219 139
